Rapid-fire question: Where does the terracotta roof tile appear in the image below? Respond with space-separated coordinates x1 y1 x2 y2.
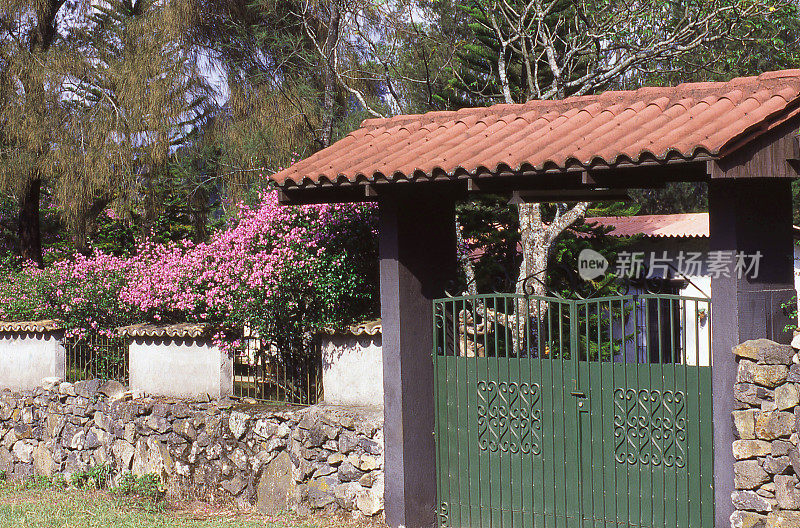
322 319 382 337
583 213 709 238
117 323 210 339
0 320 62 333
272 70 800 187
583 213 800 239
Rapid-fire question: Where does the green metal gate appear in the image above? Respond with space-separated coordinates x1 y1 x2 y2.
433 293 714 528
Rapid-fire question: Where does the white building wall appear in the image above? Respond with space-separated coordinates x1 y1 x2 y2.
680 276 712 367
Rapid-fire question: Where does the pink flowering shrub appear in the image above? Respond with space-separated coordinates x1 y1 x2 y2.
0 192 379 351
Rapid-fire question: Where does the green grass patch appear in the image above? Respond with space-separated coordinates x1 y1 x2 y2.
0 480 328 528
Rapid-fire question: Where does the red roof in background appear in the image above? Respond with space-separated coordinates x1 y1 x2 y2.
583 213 800 239
271 70 800 188
584 213 709 238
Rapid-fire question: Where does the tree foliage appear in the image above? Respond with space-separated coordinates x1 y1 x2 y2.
0 0 212 260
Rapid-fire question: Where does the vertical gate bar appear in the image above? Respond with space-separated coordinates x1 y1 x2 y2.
509 296 516 528
546 302 566 526
678 299 686 528
448 299 456 527
485 297 493 528
584 300 593 528
700 299 714 528
466 298 475 528
493 297 500 528
524 296 533 528
627 296 634 528
686 299 693 528
456 298 464 527
692 298 700 527
708 301 716 526
513 296 521 528
433 300 442 528
592 299 601 528
464 298 472 526
663 298 669 527
654 300 662 528
499 296 506 528
670 297 679 528
558 301 566 526
538 298 547 528
569 300 582 528
643 297 650 528
607 299 616 528
471 297 481 528
593 300 600 528
503 296 510 528
504 297 510 526
514 296 524 528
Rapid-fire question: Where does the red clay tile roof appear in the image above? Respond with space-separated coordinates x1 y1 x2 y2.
0 320 62 333
584 213 709 238
271 70 800 188
583 213 800 239
117 323 210 339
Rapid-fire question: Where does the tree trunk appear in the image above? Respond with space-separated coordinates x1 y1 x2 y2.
17 178 43 267
13 0 65 267
515 203 549 299
455 216 478 296
320 2 341 148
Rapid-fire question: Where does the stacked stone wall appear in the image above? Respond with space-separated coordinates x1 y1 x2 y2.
0 378 384 519
732 339 800 528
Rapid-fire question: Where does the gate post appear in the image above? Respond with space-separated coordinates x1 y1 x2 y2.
709 179 795 528
378 189 458 528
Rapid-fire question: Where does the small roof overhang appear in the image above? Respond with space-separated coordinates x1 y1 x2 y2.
272 70 800 204
580 213 800 239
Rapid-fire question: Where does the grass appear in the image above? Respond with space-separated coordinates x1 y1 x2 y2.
0 480 355 528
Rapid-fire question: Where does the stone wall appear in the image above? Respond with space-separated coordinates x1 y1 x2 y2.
0 378 385 519
731 339 800 528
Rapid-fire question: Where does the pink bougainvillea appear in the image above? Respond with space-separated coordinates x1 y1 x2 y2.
0 191 379 350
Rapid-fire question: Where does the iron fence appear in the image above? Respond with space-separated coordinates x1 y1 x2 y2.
64 334 129 383
433 292 714 528
233 337 322 405
433 293 712 365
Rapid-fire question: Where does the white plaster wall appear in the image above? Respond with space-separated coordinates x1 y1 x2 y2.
321 334 383 407
610 275 711 366
129 338 232 398
680 276 712 366
0 332 65 390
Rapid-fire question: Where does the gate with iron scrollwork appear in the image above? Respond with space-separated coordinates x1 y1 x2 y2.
433 293 714 528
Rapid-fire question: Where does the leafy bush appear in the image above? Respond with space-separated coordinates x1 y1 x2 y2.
0 191 379 354
112 472 166 512
70 464 112 489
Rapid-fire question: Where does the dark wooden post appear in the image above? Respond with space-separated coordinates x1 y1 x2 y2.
709 178 795 528
379 189 457 528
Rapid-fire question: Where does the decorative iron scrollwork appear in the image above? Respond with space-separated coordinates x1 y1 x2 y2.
613 388 686 468
476 380 541 455
439 502 450 528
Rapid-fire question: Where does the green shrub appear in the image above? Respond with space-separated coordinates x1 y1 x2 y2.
70 464 111 489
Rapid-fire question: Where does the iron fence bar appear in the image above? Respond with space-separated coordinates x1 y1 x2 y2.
433 301 442 528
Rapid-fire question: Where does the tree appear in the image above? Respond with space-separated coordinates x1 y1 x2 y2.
60 0 212 252
0 0 71 266
0 0 212 262
445 0 798 299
